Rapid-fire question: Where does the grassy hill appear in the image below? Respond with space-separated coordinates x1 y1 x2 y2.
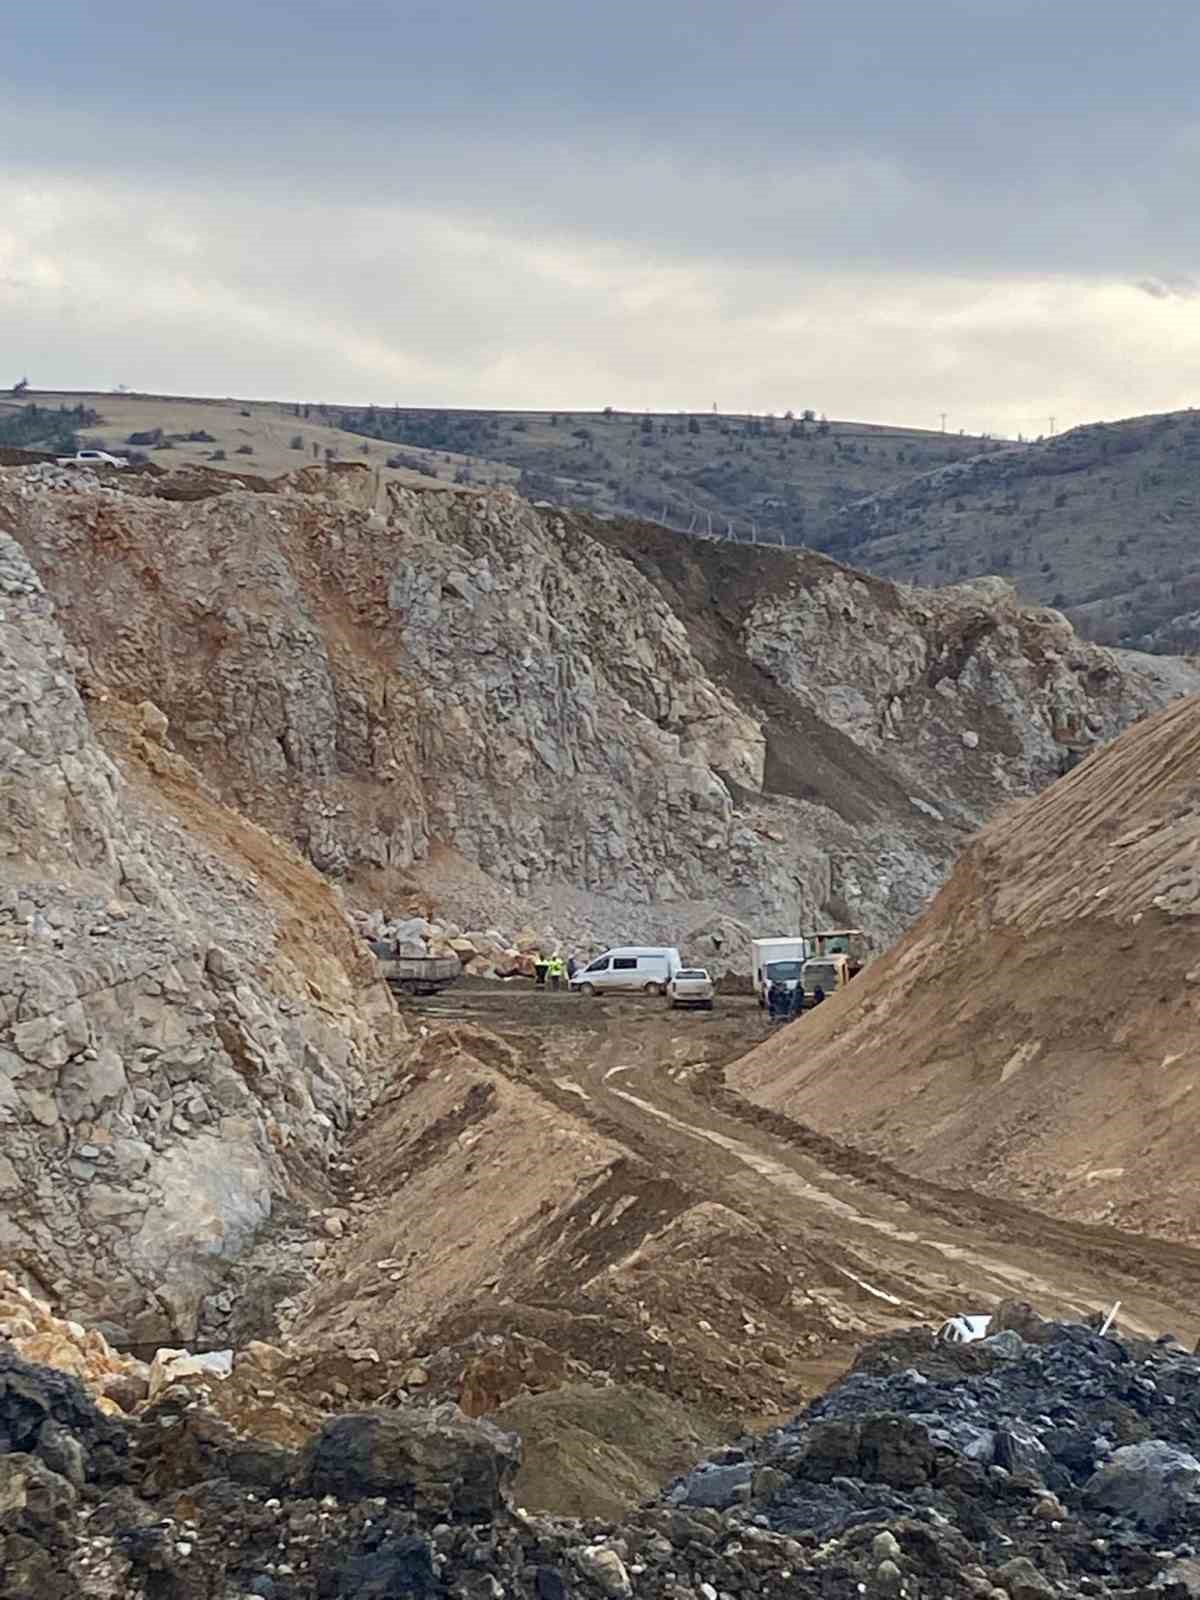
322 403 993 544
814 410 1200 651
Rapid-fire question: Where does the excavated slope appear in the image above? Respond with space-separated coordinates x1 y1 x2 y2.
733 693 1200 1240
2 462 1197 954
0 531 400 1344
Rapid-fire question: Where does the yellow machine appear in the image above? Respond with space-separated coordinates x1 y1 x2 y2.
805 929 868 978
797 930 869 1008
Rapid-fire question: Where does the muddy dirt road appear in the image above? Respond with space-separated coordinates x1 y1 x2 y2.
409 983 1200 1350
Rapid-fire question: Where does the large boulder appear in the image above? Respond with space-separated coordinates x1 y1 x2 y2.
1086 1439 1200 1533
301 1407 520 1519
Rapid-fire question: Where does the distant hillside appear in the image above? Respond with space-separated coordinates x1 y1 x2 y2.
815 409 1200 652
15 388 1200 653
323 403 993 543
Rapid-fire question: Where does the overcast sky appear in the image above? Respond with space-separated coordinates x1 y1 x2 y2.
4 0 1200 433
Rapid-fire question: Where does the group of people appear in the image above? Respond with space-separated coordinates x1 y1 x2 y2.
767 979 823 1022
533 953 577 991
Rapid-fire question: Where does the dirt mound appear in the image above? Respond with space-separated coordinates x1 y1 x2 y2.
733 693 1200 1239
496 1381 721 1520
291 1017 841 1433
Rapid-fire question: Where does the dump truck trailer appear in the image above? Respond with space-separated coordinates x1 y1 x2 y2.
368 941 462 996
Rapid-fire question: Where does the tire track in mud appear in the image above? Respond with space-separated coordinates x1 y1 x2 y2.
602 1082 1162 1336
407 987 1200 1348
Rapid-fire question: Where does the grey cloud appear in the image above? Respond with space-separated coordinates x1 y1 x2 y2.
4 2 1200 421
1135 276 1199 300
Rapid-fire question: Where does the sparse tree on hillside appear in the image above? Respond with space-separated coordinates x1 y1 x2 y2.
688 416 700 434
802 408 816 423
290 434 304 450
311 442 319 459
12 377 28 396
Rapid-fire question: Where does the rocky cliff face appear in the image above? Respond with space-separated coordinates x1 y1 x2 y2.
2 464 1196 959
0 529 398 1343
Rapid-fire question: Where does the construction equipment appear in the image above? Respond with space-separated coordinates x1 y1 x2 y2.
805 929 869 980
797 953 850 1007
792 930 871 1011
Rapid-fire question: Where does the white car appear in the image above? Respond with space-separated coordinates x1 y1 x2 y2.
667 968 714 1010
56 449 128 469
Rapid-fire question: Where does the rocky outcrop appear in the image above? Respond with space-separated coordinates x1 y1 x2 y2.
0 533 398 1342
2 468 1196 956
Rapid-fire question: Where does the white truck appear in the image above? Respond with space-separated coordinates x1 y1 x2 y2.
56 449 128 469
750 937 809 1008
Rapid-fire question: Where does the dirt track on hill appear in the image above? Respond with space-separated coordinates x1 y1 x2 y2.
393 986 1200 1349
282 979 1200 1516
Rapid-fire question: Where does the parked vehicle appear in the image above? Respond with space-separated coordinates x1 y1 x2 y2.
805 929 869 980
368 939 461 996
570 946 682 997
750 937 809 1008
797 953 850 1008
56 449 128 469
667 968 714 1010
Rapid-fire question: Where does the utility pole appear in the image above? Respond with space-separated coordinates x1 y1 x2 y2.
1048 416 1056 436
940 412 947 433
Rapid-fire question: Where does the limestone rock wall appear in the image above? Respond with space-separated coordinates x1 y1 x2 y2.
2 469 1196 958
0 533 397 1342
739 568 1194 830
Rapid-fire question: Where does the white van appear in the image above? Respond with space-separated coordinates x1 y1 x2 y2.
570 946 682 997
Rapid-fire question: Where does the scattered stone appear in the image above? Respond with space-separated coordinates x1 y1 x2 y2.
873 1530 902 1563
993 1556 1054 1600
574 1545 632 1598
137 699 169 742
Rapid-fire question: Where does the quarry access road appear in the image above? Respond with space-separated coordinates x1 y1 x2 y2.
412 982 1200 1350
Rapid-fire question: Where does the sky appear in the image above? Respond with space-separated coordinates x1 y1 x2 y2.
4 0 1200 434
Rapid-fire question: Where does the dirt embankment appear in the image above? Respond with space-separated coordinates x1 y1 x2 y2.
269 977 1200 1518
732 692 1200 1239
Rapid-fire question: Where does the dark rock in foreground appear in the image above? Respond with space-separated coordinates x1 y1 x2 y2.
7 1310 1200 1597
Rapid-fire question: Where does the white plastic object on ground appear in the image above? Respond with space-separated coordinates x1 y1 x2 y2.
936 1314 993 1344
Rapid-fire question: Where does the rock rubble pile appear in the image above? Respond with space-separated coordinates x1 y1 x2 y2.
8 1303 1200 1598
354 909 551 979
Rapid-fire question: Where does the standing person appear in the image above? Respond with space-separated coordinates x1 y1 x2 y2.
533 953 549 989
547 953 565 992
767 979 788 1022
566 955 577 981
